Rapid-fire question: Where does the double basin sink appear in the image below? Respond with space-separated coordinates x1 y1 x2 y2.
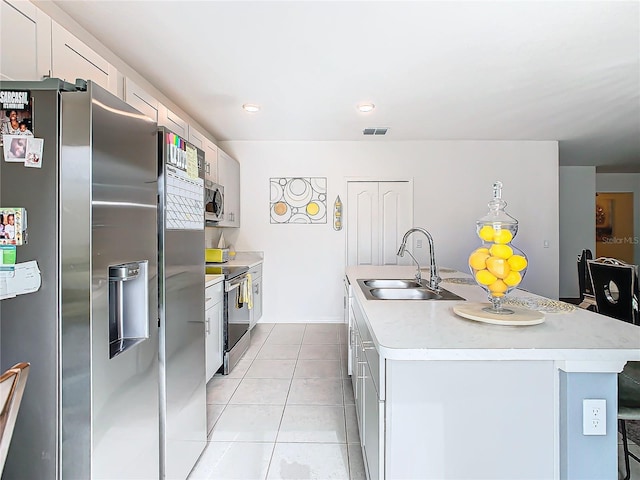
357 279 465 301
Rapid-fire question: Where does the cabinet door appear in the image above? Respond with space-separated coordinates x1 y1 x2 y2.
250 276 262 328
124 78 159 122
217 148 240 227
1 0 51 81
205 301 223 381
51 21 117 95
188 127 205 150
159 105 188 138
204 140 218 184
352 323 366 438
347 181 412 266
363 364 382 480
345 279 354 376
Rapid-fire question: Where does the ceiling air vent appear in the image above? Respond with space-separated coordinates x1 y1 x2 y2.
363 128 388 136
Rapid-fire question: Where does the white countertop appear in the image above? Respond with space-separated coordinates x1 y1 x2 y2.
217 251 263 268
346 265 640 364
205 274 224 287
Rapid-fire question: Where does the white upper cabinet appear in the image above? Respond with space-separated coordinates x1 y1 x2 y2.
203 139 218 184
188 127 205 150
217 148 240 227
1 0 51 81
159 106 188 138
51 21 117 95
124 78 160 123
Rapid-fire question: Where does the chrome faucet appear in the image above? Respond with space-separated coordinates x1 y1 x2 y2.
397 227 440 291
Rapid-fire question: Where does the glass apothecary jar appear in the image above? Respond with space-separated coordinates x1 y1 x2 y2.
468 181 528 314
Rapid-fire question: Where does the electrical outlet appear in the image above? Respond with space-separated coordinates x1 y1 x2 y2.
583 399 606 435
416 239 423 248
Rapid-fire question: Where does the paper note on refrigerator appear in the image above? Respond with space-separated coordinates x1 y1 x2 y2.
0 260 41 300
186 143 198 179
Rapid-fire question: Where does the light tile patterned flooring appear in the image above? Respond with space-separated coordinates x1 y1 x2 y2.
188 322 640 480
188 323 364 480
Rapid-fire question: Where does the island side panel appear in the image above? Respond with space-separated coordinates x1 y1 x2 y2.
386 359 555 480
559 371 617 480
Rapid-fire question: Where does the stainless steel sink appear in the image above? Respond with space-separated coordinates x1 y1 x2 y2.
357 279 465 301
363 279 422 288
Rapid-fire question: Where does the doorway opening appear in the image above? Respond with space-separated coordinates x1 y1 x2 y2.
595 192 635 264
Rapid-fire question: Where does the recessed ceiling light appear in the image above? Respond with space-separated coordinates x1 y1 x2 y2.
242 103 260 113
357 103 375 113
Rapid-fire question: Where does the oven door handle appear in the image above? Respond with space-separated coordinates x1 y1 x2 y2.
225 278 245 293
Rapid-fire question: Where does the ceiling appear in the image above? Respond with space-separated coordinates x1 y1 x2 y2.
50 1 639 172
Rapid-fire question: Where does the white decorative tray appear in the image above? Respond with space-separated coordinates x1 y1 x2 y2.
453 303 545 326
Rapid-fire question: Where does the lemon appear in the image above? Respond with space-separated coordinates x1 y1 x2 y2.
486 256 510 279
488 279 508 294
478 225 495 242
489 244 513 259
468 251 490 271
493 229 513 244
475 269 497 286
507 254 527 271
504 271 522 287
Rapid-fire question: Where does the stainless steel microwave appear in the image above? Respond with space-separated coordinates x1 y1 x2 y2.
205 181 224 222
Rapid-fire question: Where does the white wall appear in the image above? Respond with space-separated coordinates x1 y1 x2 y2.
596 173 640 264
558 166 596 298
220 140 559 324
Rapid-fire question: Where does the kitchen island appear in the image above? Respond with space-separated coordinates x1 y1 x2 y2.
346 265 639 480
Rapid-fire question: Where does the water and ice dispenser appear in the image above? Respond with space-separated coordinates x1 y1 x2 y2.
108 261 149 358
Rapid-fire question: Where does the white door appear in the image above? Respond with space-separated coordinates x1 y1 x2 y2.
347 181 412 266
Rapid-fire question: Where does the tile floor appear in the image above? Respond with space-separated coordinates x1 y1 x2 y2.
188 322 640 480
188 323 364 480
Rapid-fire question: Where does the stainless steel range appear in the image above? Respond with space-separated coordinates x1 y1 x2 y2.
206 264 251 374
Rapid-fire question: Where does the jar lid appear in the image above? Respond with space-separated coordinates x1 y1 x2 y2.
477 181 517 227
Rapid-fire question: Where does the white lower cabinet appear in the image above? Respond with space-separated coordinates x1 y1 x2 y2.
363 364 384 480
351 297 384 480
205 280 223 382
249 263 263 329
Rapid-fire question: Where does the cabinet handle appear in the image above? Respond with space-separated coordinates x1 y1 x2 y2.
358 361 367 380
362 340 376 351
205 317 210 334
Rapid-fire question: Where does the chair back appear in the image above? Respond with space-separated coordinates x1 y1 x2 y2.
577 249 594 300
0 362 29 474
587 258 639 325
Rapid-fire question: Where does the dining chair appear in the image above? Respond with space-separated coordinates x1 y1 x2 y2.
587 258 638 324
0 362 30 474
577 249 597 310
587 258 640 479
619 362 640 480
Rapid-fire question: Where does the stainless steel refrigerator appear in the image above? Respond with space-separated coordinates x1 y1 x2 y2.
157 126 207 479
0 79 160 478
